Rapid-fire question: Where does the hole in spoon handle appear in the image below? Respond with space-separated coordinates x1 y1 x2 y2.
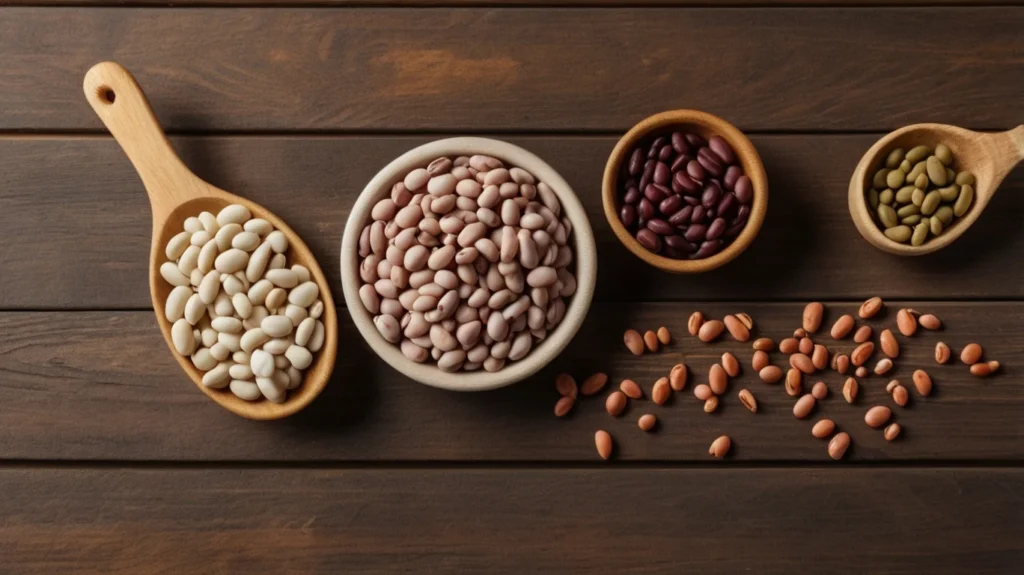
82 62 194 204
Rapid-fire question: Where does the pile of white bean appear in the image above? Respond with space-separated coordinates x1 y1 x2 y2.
160 204 325 402
357 154 577 373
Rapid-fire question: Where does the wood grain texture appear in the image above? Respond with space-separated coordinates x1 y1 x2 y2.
4 1 1016 6
1 135 1021 308
0 467 1020 574
0 303 1019 462
1 8 1021 131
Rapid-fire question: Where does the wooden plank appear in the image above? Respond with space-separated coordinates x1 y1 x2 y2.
4 1 1017 6
0 467 1020 574
1 8 1021 131
0 303 1019 462
1 135 1021 308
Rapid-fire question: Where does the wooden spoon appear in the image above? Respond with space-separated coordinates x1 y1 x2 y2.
83 62 337 419
849 123 1024 255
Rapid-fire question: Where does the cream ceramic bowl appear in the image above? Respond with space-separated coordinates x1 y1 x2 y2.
341 137 597 391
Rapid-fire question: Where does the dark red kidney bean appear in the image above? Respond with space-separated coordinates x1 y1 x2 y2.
644 183 668 203
624 185 641 204
686 160 705 182
647 218 673 236
653 162 670 185
734 205 750 224
671 131 688 152
658 145 674 161
642 161 655 180
734 175 753 204
705 208 716 220
669 205 694 226
723 165 742 190
637 216 647 229
697 148 724 177
701 183 721 208
684 224 708 242
665 234 689 250
659 194 683 215
708 135 737 165
664 247 686 259
692 239 723 259
628 148 644 176
672 170 700 194
639 198 655 219
725 220 746 237
682 195 700 206
691 205 706 223
620 204 637 227
716 191 737 217
670 154 690 172
638 176 650 197
671 132 688 153
636 228 662 252
706 217 726 240
685 133 706 148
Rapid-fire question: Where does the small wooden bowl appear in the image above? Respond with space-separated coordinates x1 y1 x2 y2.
341 137 597 392
602 110 769 273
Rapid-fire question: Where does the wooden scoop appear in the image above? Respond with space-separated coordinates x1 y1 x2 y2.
849 123 1024 255
83 62 337 419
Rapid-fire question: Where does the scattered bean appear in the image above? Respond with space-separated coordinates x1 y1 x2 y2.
722 352 740 377
554 396 575 417
595 430 613 460
638 414 657 432
960 343 983 365
624 329 645 356
897 308 918 336
843 377 859 404
785 368 802 397
812 419 835 439
620 379 643 400
703 396 720 413
698 319 725 342
864 405 891 428
652 378 672 405
892 384 909 407
709 435 731 458
643 330 659 352
828 432 851 460
738 389 757 412
859 296 883 319
811 381 828 400
555 373 577 398
793 394 816 419
912 369 933 396
581 373 609 396
669 363 688 391
935 342 951 364
605 391 628 416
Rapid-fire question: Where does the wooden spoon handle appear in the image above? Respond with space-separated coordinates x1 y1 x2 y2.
83 62 198 210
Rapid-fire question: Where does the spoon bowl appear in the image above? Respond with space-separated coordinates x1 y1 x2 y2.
84 62 338 419
849 123 1024 255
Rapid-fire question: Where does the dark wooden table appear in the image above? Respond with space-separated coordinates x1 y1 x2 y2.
1 1 1022 573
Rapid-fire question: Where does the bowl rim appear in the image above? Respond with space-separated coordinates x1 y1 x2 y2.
341 137 597 392
601 109 769 273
